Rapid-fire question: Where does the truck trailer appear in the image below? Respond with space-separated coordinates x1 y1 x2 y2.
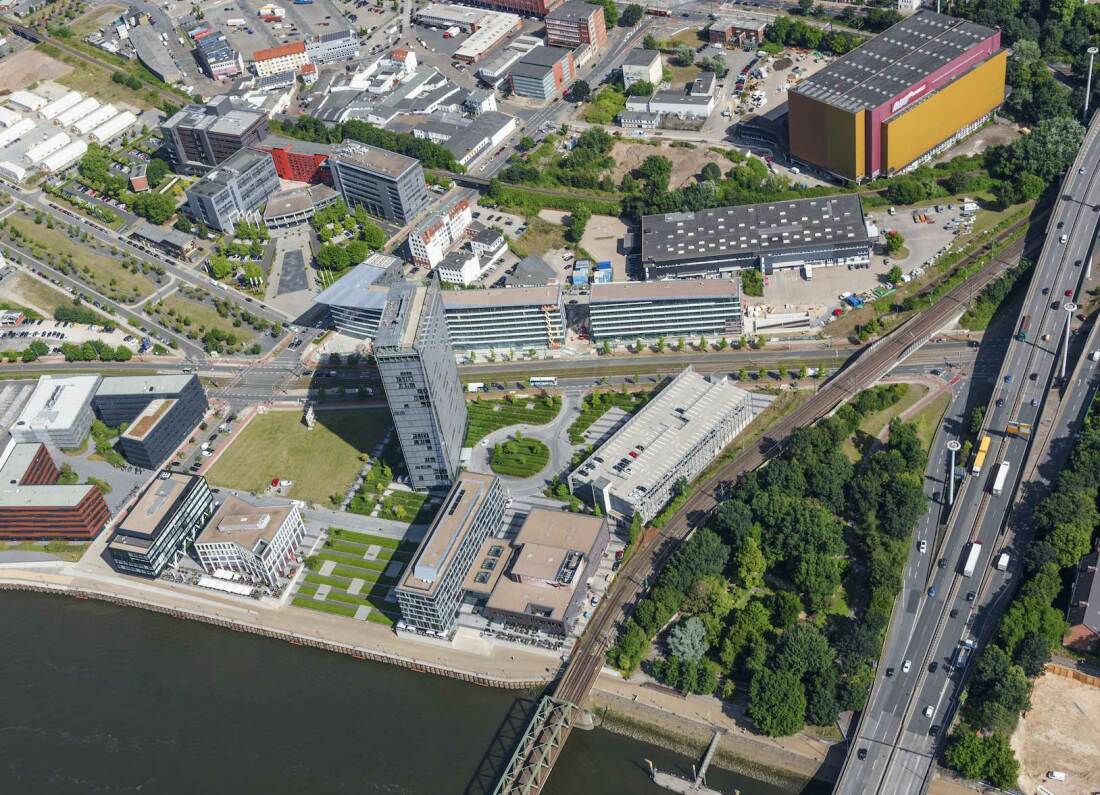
991 460 1010 496
962 541 983 578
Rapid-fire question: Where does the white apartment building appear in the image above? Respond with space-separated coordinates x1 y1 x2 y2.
193 497 306 587
408 192 473 267
436 249 486 286
621 49 662 89
253 41 309 78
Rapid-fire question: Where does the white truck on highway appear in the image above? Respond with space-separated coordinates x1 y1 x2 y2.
991 460 1011 496
963 540 983 577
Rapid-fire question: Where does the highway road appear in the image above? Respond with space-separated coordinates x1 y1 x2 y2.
835 115 1100 795
494 189 1034 794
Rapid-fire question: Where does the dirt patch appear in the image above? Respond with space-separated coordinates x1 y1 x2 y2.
611 141 728 189
0 50 71 93
580 214 628 280
1011 671 1100 794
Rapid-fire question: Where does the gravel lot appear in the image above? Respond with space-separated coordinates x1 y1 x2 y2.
1012 671 1100 795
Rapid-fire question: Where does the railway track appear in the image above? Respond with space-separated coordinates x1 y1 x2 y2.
504 218 1036 790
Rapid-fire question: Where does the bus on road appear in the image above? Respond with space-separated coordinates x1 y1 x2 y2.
1016 315 1031 341
991 460 1011 496
529 376 558 387
971 435 991 476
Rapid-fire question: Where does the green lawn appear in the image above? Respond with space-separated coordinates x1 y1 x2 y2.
465 395 561 445
840 383 926 460
291 529 413 625
910 391 952 452
568 389 652 444
6 214 155 301
0 541 88 561
490 436 550 478
206 409 390 505
510 217 568 258
150 294 256 346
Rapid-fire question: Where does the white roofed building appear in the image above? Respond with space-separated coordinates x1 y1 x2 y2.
10 375 101 449
56 97 100 129
89 111 137 144
38 91 83 121
74 104 117 136
194 497 306 587
7 91 47 112
408 191 473 267
41 140 88 173
24 132 71 165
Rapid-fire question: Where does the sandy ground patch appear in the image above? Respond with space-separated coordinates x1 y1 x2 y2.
580 214 628 280
611 141 729 189
0 50 71 93
537 209 568 225
1011 671 1100 794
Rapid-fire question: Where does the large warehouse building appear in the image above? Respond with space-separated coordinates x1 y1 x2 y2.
639 195 874 279
588 279 743 343
788 11 1006 182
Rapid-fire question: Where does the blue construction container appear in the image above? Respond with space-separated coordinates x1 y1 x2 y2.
573 271 589 285
596 260 612 271
593 269 612 284
845 295 864 309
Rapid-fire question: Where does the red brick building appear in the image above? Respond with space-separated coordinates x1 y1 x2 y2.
1065 549 1100 653
545 0 606 48
461 0 563 16
0 441 111 540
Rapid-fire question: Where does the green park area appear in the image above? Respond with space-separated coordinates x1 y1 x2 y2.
0 541 88 562
206 409 390 506
347 459 435 524
840 383 924 460
292 529 415 625
3 214 155 302
490 435 549 478
464 394 561 445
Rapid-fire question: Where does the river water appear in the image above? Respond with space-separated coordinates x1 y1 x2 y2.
0 593 815 795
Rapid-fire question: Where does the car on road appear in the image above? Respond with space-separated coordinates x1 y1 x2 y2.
929 724 940 737
929 661 939 673
885 667 895 677
919 540 927 554
857 748 868 761
902 660 912 673
1065 289 1074 297
1004 374 1013 384
950 608 959 618
927 586 937 597
1032 398 1040 407
923 705 935 718
1060 234 1068 243
966 590 977 602
1042 287 1050 295
938 558 947 569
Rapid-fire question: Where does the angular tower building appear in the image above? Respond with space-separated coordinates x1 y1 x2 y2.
374 281 467 489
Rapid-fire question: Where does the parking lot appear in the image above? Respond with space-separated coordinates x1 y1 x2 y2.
0 318 134 353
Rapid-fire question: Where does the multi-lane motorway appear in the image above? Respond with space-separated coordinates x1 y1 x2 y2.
835 115 1100 795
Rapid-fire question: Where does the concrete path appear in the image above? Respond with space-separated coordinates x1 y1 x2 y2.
466 394 580 498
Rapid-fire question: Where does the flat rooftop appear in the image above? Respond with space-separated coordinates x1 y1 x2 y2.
122 399 175 442
0 439 95 508
195 495 293 555
116 472 197 540
441 285 560 309
374 282 428 349
164 103 264 137
398 472 498 598
590 279 739 304
330 139 420 179
96 374 193 397
622 49 659 68
792 11 999 113
547 0 598 21
484 509 605 621
573 368 752 502
314 260 397 311
640 195 870 264
12 375 99 434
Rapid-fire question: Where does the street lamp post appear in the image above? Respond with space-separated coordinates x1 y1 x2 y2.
946 440 961 506
1085 47 1099 123
1063 302 1078 381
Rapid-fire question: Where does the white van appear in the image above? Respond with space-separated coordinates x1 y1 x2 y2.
1047 771 1068 782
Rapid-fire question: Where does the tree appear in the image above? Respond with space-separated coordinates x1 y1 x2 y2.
361 222 385 250
316 243 351 271
673 44 694 67
129 192 177 224
638 154 672 192
565 206 590 243
572 79 591 101
601 339 611 355
944 728 988 781
769 590 802 629
735 534 766 590
620 2 644 25
590 0 618 26
797 0 813 11
668 616 708 662
626 79 654 97
643 33 659 50
146 158 170 187
969 405 986 436
701 162 722 182
886 265 904 284
885 230 905 255
741 268 763 296
749 669 806 736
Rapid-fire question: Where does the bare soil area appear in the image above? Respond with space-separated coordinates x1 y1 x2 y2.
1011 671 1100 794
611 142 729 189
0 50 71 93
